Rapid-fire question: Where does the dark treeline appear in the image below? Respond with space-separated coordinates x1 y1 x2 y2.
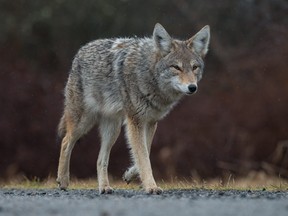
0 0 288 181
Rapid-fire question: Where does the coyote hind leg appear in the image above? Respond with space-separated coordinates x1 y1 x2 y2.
97 116 122 194
56 115 78 190
56 133 77 190
56 112 95 190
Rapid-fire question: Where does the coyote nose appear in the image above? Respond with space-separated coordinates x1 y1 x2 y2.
188 84 197 94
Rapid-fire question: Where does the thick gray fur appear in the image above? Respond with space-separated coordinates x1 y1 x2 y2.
56 23 210 194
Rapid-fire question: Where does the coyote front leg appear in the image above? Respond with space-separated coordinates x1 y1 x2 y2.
125 117 162 194
123 122 157 183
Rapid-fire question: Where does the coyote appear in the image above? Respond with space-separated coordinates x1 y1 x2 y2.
57 23 210 194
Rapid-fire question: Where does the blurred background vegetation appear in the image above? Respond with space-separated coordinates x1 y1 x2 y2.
0 0 288 182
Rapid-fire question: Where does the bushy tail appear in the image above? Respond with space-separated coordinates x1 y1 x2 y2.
57 114 66 140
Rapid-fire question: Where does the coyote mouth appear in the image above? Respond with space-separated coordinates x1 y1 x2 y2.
186 92 195 95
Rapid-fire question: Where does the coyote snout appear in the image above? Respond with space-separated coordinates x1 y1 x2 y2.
172 79 198 95
57 23 210 194
171 72 198 95
188 84 198 94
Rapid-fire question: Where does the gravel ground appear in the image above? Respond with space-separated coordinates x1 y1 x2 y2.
0 189 288 216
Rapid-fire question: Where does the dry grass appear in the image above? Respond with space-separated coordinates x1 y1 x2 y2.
1 172 287 191
159 172 288 191
0 176 139 190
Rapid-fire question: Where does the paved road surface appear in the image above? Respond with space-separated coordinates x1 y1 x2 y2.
0 189 287 216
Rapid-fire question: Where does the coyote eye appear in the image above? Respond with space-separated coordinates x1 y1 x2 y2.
192 65 199 71
171 65 181 71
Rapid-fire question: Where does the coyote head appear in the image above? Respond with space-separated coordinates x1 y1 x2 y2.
153 23 210 96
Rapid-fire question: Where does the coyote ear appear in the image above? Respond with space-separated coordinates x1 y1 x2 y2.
153 23 172 56
187 25 210 57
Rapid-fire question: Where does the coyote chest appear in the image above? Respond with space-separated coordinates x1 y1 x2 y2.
128 93 179 121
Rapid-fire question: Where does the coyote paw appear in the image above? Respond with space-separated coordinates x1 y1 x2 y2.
56 176 69 190
145 186 163 195
99 186 114 194
123 166 139 184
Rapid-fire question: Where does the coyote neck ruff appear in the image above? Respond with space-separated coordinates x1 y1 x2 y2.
57 23 210 194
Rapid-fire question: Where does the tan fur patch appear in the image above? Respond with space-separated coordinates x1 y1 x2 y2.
64 112 75 136
116 43 124 49
178 72 196 84
172 41 180 50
